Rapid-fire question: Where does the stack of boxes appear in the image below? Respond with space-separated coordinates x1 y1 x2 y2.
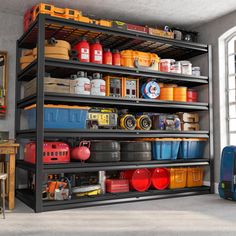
178 112 200 131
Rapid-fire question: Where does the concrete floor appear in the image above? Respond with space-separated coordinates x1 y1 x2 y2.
1 194 236 236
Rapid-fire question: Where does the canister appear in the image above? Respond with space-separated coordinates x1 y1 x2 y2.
192 67 201 76
159 87 174 101
173 87 187 102
179 61 192 75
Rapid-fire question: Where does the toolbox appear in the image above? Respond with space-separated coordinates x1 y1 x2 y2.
148 28 174 39
24 142 70 164
186 167 204 187
178 138 207 159
121 50 160 70
169 168 187 189
127 24 148 34
24 104 89 129
106 179 129 193
98 19 112 27
23 77 74 98
33 3 81 21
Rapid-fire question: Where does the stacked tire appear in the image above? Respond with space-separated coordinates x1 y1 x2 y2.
89 140 120 162
120 141 151 161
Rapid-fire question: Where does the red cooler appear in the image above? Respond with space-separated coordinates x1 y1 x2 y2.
120 168 151 192
150 168 170 190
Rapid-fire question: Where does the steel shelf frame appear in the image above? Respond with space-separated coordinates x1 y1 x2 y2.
15 14 214 212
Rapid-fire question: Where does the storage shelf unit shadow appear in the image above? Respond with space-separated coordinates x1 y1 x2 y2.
15 14 214 212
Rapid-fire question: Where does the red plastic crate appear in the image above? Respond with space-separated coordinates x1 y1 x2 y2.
24 142 70 164
24 6 35 32
106 179 129 193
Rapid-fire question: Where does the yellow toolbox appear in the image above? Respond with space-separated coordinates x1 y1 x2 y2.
98 19 112 27
121 50 160 70
33 3 80 21
148 28 174 39
186 167 204 187
169 168 187 189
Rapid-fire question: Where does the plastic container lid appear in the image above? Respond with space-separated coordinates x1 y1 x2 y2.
130 169 151 192
151 168 170 190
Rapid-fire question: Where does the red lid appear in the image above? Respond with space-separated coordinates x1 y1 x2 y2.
129 169 151 192
150 168 169 190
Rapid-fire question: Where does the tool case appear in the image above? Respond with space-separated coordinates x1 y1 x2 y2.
121 50 160 70
106 179 129 193
219 146 236 200
127 24 148 34
148 28 174 39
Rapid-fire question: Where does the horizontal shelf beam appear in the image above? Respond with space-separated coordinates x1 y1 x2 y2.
16 129 209 139
17 93 209 111
42 186 210 211
16 159 210 173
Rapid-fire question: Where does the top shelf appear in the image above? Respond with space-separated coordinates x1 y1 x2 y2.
18 14 209 60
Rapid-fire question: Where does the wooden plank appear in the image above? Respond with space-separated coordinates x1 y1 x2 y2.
8 154 15 210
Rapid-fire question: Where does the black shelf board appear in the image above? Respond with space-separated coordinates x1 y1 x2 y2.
17 93 209 112
18 58 209 87
41 186 210 211
16 159 210 173
16 129 209 139
19 15 208 60
15 189 35 211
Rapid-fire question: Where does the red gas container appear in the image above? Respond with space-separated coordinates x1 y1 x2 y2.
74 37 90 62
90 39 103 64
120 168 151 192
112 49 121 66
71 141 90 161
103 48 112 65
187 89 198 102
24 142 70 164
150 168 170 190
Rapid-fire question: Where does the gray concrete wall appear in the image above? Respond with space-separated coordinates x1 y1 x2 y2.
193 10 236 183
0 11 23 138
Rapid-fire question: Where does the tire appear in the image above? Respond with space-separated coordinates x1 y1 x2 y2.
90 141 120 152
88 151 120 162
120 141 151 152
121 151 152 162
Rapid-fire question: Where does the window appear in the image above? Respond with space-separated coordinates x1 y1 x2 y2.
226 35 236 144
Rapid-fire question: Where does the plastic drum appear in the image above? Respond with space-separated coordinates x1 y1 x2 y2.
150 168 170 190
121 168 151 192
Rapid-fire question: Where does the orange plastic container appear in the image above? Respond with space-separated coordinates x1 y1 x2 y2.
187 167 204 187
121 50 160 70
33 3 80 21
159 87 174 101
173 87 187 102
169 168 187 189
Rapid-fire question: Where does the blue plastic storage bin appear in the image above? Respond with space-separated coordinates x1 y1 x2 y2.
24 104 90 129
178 138 207 159
151 138 181 160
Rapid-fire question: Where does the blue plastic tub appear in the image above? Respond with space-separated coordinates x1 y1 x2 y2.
151 138 181 160
24 105 90 129
178 139 207 159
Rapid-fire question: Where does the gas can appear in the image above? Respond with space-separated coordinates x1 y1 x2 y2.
90 39 103 64
91 73 106 96
71 141 90 161
74 37 90 62
112 49 121 66
73 71 91 95
103 48 112 65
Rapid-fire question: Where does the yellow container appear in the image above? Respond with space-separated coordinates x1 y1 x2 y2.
98 19 112 27
121 50 160 70
187 167 204 187
33 3 80 21
173 87 187 102
169 168 187 189
159 87 174 101
148 28 174 39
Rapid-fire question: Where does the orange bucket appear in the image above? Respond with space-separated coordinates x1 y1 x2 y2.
173 87 187 102
159 87 173 101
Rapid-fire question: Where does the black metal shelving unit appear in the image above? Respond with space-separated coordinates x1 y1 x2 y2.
15 14 214 212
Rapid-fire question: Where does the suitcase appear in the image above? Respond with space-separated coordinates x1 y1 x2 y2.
219 146 236 200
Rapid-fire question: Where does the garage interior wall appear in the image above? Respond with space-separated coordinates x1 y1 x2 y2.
0 11 23 138
193 10 236 184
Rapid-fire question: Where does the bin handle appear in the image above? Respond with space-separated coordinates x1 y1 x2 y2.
134 58 157 70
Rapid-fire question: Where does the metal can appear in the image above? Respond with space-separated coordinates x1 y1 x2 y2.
91 73 106 96
179 61 192 75
192 67 201 76
74 71 91 95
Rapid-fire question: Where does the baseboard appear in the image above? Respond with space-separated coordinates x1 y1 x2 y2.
203 181 219 194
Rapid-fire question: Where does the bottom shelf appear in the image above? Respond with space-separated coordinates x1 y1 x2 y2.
16 186 210 212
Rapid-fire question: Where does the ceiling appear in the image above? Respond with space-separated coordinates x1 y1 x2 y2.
1 0 236 28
